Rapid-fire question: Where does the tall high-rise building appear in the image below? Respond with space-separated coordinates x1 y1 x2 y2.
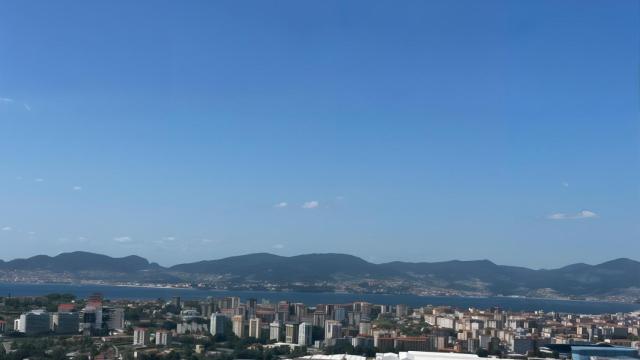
316 304 331 318
396 304 408 318
232 315 245 338
298 322 312 346
248 318 262 339
325 320 342 339
104 307 125 331
51 312 79 334
246 301 257 319
247 298 258 310
313 311 326 327
210 313 226 336
293 303 306 322
359 321 372 336
201 302 214 318
219 296 240 310
155 330 172 346
218 297 231 310
269 321 281 341
232 297 241 308
352 336 374 349
277 301 290 322
133 328 149 346
285 323 299 344
172 296 182 310
80 303 103 335
18 310 50 335
353 302 372 316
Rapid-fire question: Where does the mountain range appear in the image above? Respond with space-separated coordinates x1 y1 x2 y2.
1 251 639 299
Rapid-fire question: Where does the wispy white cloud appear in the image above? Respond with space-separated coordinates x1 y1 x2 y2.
302 200 319 209
274 202 288 208
72 185 83 191
562 181 569 188
154 236 177 246
1 226 12 231
273 243 285 249
34 178 44 182
1 98 31 112
547 210 598 220
113 236 133 243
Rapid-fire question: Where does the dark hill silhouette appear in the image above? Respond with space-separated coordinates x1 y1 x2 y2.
1 252 638 297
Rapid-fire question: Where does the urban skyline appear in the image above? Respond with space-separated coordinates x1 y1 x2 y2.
2 291 640 360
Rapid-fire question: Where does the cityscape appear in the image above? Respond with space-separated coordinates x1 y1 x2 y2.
1 292 640 360
1 1 639 360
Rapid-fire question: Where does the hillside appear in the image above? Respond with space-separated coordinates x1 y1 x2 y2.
1 252 639 298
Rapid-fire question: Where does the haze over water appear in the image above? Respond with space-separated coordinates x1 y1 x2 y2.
2 283 638 314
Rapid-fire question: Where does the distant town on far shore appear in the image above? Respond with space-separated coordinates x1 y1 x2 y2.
1 252 639 304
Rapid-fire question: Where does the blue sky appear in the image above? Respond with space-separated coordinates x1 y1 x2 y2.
0 1 638 268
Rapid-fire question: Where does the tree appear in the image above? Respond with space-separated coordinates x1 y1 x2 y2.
50 347 68 360
354 346 376 357
290 346 308 358
476 349 489 358
162 321 177 330
166 351 181 360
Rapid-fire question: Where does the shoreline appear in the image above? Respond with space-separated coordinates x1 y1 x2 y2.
0 281 637 306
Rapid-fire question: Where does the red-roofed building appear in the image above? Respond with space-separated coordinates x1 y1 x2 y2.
58 303 76 312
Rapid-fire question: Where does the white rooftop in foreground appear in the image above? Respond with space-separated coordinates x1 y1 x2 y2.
299 355 368 360
299 352 480 360
266 342 303 349
377 351 480 360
